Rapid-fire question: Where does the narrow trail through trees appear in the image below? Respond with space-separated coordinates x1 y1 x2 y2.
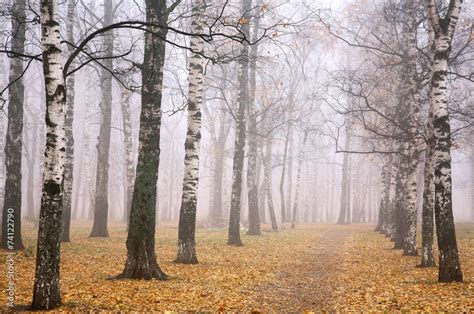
248 227 353 311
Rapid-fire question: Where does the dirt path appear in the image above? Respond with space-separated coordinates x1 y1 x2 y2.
246 226 355 311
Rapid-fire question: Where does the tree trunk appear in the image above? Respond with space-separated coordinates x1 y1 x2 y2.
121 87 135 225
401 0 420 256
263 138 278 231
25 117 38 221
83 77 94 220
471 143 474 222
419 16 437 268
61 0 76 242
311 163 318 223
425 0 463 282
258 157 266 223
176 0 205 264
212 139 226 227
31 0 66 308
291 132 308 229
375 155 391 232
420 148 436 267
168 141 175 221
118 0 169 280
385 156 398 238
1 0 25 250
286 124 294 222
345 159 352 224
0 57 4 216
392 154 407 249
280 126 290 223
404 152 419 256
367 175 373 223
205 107 230 228
352 165 361 223
90 0 114 238
337 127 351 225
227 0 251 246
329 165 336 223
246 11 261 235
71 153 82 220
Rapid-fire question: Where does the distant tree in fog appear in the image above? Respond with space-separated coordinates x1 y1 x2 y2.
0 0 25 250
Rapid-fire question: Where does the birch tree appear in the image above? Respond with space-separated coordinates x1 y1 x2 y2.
90 0 114 238
61 0 77 242
227 0 252 246
32 0 67 308
24 110 39 221
262 136 278 231
420 145 436 266
279 125 290 224
424 0 463 282
205 104 230 228
399 0 420 256
118 0 178 280
375 155 392 233
337 123 352 225
290 131 308 229
176 0 205 264
120 86 134 224
419 19 437 268
246 11 261 236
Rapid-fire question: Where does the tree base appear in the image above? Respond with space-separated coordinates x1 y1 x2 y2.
438 260 463 282
118 249 168 280
89 229 109 238
31 284 61 310
438 270 463 282
117 264 168 280
417 261 436 268
403 247 418 256
247 229 261 236
418 248 435 267
393 243 403 250
227 239 243 246
175 242 198 264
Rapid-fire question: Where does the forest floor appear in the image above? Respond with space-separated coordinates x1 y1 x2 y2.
0 222 473 311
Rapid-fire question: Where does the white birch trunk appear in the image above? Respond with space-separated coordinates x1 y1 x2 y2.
290 131 308 229
120 87 135 224
176 0 205 264
32 0 66 308
424 0 463 282
61 0 76 242
401 0 420 256
263 137 278 231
